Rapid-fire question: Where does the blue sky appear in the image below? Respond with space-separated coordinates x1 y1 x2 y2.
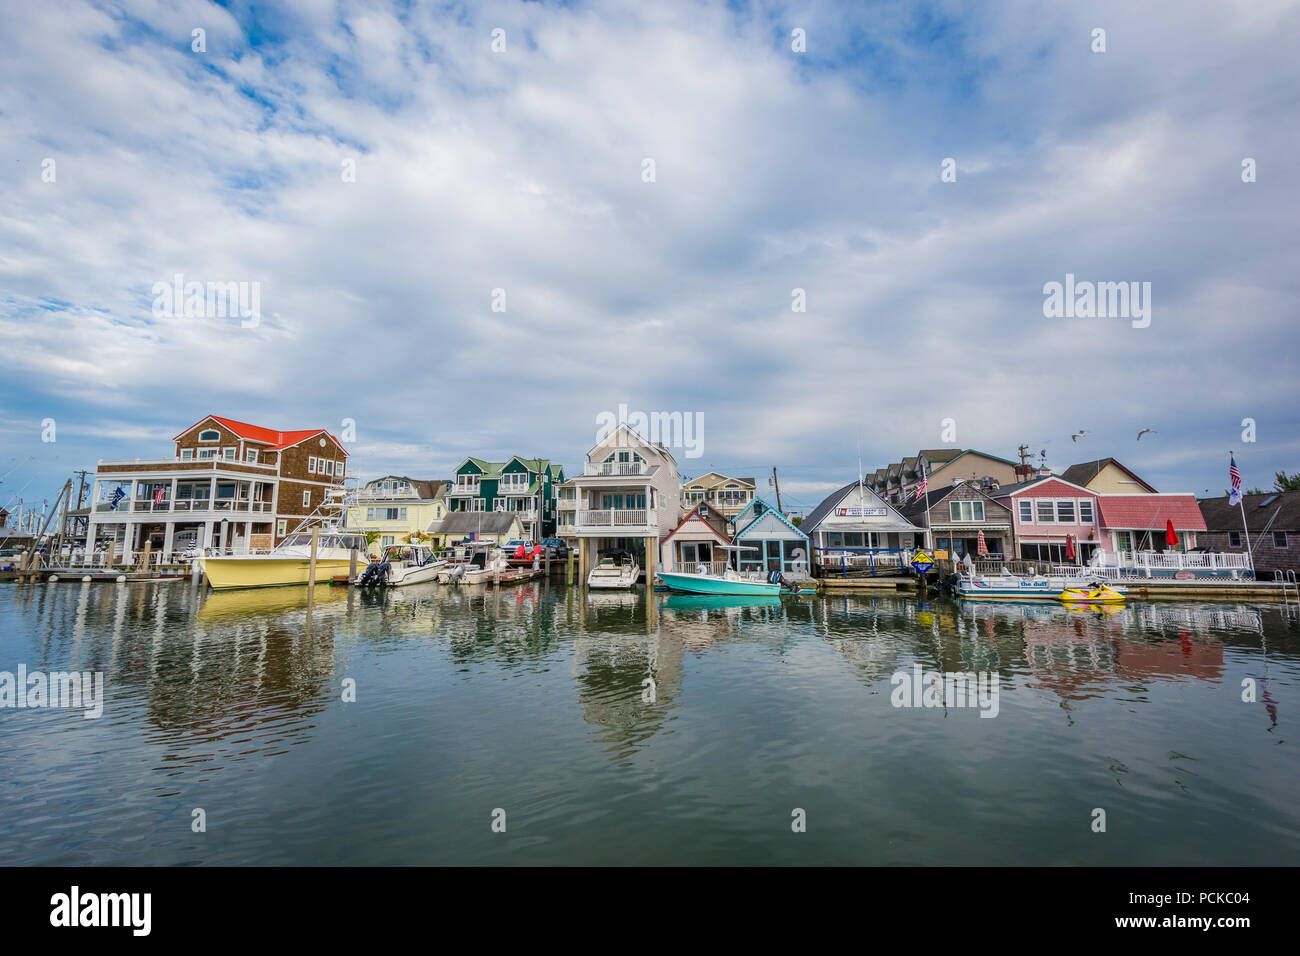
2 0 1298 517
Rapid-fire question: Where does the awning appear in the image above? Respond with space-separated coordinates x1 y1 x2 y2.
1096 495 1206 532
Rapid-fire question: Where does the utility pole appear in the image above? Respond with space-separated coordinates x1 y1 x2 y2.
771 467 783 514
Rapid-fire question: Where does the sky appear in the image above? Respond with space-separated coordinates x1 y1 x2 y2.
2 0 1298 517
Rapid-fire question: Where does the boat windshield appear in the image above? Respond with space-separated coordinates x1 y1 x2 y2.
281 533 367 550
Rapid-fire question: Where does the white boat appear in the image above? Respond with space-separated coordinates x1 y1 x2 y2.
457 547 509 585
953 568 1128 602
200 529 368 590
587 549 639 589
356 544 448 587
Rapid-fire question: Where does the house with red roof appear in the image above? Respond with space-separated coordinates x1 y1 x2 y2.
87 415 349 561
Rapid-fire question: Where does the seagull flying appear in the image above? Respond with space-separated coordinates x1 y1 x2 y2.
1136 428 1156 441
1071 430 1088 443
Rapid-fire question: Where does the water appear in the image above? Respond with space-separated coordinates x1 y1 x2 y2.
1 580 1297 865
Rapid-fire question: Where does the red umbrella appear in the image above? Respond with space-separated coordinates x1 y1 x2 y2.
1165 520 1179 548
977 529 989 556
1065 534 1076 562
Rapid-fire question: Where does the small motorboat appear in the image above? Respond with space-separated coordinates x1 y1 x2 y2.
587 549 639 589
356 544 447 587
457 546 509 585
1057 583 1128 604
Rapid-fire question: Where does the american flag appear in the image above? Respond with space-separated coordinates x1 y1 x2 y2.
913 465 928 501
1229 455 1242 506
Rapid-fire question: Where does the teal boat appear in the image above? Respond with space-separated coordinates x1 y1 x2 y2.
655 568 784 596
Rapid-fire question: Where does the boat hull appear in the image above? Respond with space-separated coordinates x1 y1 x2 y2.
201 556 356 590
655 570 784 596
386 562 446 586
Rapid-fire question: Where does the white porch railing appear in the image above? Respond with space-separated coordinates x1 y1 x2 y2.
583 462 647 476
676 561 729 575
1097 550 1250 571
578 508 652 527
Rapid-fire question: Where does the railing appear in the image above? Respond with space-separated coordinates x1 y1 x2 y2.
96 499 274 514
447 483 481 495
1098 550 1251 570
816 548 908 577
584 462 647 476
578 508 652 527
676 561 729 576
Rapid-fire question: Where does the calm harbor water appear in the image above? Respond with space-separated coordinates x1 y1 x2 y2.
1 579 1297 866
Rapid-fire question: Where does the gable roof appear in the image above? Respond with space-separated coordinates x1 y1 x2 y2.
586 422 677 468
426 512 520 535
1060 458 1157 492
1097 495 1206 531
732 496 808 540
175 415 349 455
801 481 918 533
989 474 1094 497
1198 491 1300 534
661 503 733 544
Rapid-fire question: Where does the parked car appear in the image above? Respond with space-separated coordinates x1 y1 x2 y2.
540 538 570 557
503 539 539 558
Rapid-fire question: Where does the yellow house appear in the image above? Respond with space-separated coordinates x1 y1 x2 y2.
346 476 449 549
680 472 756 517
1059 459 1157 494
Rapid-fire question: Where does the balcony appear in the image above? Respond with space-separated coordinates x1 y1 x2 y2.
447 483 481 496
95 499 274 516
577 508 654 528
583 462 648 477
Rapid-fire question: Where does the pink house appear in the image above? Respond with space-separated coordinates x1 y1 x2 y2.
991 476 1102 564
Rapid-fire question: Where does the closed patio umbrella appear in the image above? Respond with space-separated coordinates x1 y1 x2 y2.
1165 519 1179 548
977 529 988 556
1065 533 1076 562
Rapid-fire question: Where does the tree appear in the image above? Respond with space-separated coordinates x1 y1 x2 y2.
1273 471 1300 492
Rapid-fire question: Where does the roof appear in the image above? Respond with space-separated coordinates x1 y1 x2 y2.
1096 495 1207 531
801 481 918 533
366 476 448 500
898 483 960 517
175 415 349 455
1060 458 1157 492
661 503 733 544
1198 491 1300 534
733 496 808 540
988 475 1088 497
919 448 964 463
426 512 520 535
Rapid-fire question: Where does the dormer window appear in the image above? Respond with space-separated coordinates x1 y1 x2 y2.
198 429 220 442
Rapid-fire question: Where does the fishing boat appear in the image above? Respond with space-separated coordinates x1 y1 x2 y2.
1057 583 1127 604
456 547 509 585
200 529 368 590
587 549 639 589
356 544 447 587
656 543 799 596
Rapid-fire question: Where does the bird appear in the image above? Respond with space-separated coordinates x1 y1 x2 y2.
1071 430 1088 443
1136 428 1156 441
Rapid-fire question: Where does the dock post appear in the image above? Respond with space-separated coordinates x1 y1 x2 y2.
567 547 574 585
308 526 319 599
349 547 358 585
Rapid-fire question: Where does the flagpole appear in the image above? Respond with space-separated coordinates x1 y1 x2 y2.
922 460 933 551
1232 451 1254 576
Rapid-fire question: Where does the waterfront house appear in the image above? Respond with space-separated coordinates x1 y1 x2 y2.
680 472 756 517
730 496 812 575
562 422 682 578
426 511 522 549
801 481 920 574
989 475 1102 565
346 476 448 550
86 414 348 561
445 456 564 540
869 449 1021 505
899 481 1014 560
1059 458 1157 494
1198 491 1300 576
659 502 733 573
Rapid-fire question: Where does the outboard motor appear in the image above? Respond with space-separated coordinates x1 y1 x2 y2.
769 571 801 594
359 561 390 587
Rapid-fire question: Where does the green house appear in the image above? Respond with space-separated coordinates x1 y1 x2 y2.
446 456 565 540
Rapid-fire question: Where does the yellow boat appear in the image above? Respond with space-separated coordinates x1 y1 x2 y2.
1057 584 1127 605
200 530 368 590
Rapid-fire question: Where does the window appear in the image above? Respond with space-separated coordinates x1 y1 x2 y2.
180 448 193 460
308 456 317 474
1274 532 1288 549
1018 500 1033 523
1055 500 1075 523
1078 499 1094 524
197 448 216 460
302 490 311 507
949 500 985 522
222 447 236 460
198 429 219 442
246 449 258 463
1228 531 1241 548
365 507 407 521
277 519 287 536
336 460 344 477
325 460 334 476
1036 499 1055 523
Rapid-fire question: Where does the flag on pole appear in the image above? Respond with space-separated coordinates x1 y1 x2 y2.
154 486 166 505
109 487 125 511
1228 455 1242 506
913 465 928 501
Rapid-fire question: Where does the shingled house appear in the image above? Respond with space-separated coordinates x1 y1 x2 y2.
1198 492 1300 577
